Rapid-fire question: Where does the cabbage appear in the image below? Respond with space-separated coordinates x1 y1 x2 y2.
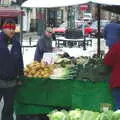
47 110 68 120
98 110 113 120
80 110 99 120
95 114 101 120
87 111 100 120
112 110 120 120
47 109 115 120
68 109 82 120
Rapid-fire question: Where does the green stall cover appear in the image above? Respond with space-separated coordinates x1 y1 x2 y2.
15 77 113 115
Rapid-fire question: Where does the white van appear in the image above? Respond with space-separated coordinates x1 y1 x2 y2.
83 13 92 22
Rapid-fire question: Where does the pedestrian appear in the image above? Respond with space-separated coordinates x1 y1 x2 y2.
103 37 120 110
0 18 24 120
34 27 53 61
103 18 120 49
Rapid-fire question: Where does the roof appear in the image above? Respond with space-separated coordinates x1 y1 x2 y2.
0 8 24 17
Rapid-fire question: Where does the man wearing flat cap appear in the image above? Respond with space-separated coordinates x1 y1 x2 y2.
0 18 24 120
34 27 54 61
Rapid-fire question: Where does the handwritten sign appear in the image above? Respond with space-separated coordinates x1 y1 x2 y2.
42 53 56 64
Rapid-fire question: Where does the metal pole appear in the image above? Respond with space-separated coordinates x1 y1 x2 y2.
36 8 45 36
83 11 86 50
97 4 101 56
20 7 23 46
67 6 75 29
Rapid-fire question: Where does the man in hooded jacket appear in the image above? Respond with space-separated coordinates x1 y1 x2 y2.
0 18 24 120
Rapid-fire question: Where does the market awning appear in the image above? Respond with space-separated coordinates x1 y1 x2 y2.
0 8 24 17
21 0 120 8
101 5 120 14
21 0 89 8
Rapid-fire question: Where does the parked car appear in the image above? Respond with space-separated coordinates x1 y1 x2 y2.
53 22 67 36
53 20 93 37
53 20 83 36
83 13 93 23
90 20 111 37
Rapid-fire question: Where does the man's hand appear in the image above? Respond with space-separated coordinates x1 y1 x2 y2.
17 81 22 86
53 47 63 52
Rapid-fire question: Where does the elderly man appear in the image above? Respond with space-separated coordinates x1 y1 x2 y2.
34 27 54 61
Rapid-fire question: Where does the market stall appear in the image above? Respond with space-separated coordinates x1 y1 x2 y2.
14 54 114 117
16 0 120 119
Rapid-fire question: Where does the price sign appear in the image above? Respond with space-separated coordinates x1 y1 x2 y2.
42 53 56 64
100 103 112 112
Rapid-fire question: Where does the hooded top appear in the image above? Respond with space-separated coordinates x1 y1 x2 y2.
0 32 24 81
103 41 120 88
103 22 120 48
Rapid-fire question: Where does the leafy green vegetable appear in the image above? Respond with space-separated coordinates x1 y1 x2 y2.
98 110 113 120
79 110 99 120
112 110 120 120
47 109 115 120
47 110 68 120
68 109 82 120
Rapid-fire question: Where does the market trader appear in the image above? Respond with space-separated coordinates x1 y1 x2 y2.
34 27 53 61
0 18 24 120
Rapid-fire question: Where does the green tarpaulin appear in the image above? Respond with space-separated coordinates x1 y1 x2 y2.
15 77 113 115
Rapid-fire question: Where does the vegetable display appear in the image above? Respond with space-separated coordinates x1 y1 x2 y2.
47 109 120 120
24 52 109 81
24 61 54 78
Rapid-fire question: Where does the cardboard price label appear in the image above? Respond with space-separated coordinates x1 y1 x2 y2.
100 103 112 112
42 53 55 64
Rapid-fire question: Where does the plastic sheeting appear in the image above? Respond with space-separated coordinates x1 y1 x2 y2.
15 78 113 115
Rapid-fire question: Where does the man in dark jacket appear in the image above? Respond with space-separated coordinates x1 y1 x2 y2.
103 19 120 48
0 18 24 120
34 27 53 61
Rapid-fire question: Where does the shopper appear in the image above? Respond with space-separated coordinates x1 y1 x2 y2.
103 18 120 49
34 27 53 61
103 39 120 110
0 18 24 120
